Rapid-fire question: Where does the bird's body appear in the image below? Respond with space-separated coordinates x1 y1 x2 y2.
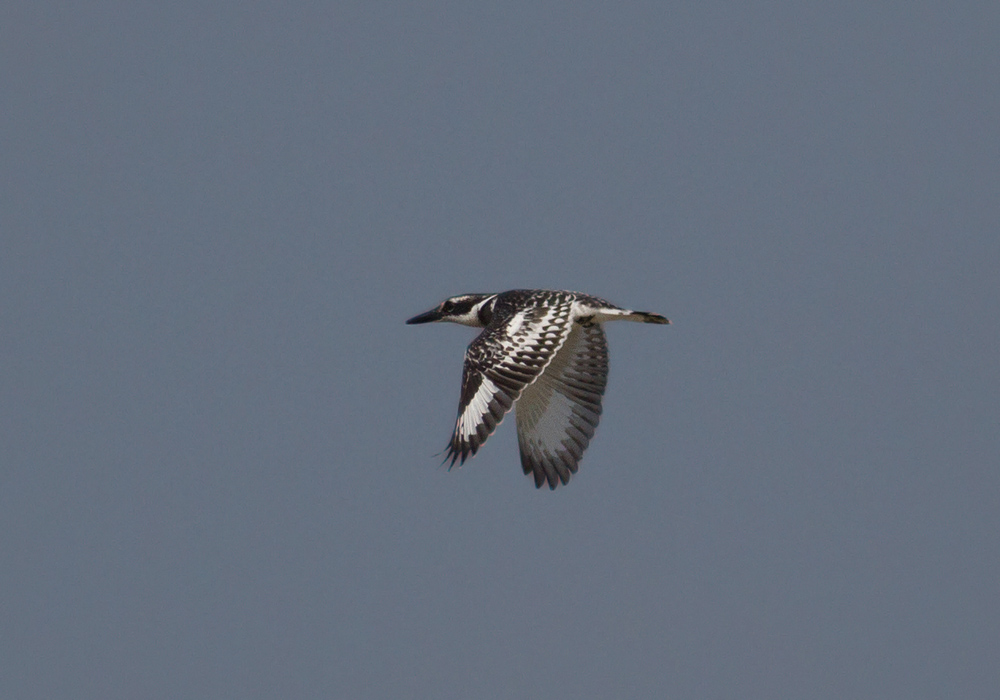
407 289 669 489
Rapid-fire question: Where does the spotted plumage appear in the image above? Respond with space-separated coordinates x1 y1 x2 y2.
406 289 669 489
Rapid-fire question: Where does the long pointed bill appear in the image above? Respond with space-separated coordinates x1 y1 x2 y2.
406 308 442 324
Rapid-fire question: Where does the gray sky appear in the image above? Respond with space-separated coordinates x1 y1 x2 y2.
3 2 998 698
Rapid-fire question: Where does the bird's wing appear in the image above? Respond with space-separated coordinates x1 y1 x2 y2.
445 300 575 467
514 322 608 489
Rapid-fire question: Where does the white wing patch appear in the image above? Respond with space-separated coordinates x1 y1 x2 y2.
515 322 609 489
456 375 511 447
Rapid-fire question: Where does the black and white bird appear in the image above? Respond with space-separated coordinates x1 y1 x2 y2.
406 289 669 490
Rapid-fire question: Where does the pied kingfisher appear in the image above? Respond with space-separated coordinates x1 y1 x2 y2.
406 289 669 490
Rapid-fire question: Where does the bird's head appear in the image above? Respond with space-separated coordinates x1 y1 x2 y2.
406 293 497 327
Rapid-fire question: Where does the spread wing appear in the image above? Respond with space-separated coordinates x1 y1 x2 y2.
515 322 609 489
445 300 575 467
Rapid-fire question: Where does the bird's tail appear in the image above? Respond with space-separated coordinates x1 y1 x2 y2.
621 310 670 324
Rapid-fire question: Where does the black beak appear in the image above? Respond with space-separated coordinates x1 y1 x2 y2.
406 308 442 324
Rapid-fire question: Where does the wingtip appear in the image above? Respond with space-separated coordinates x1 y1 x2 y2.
441 438 479 470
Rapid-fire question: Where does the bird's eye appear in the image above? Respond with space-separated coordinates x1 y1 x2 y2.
442 300 455 312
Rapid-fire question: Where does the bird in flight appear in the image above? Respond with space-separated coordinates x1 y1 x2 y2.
406 289 669 489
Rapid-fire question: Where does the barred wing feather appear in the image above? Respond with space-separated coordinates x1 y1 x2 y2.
445 301 575 466
515 323 609 489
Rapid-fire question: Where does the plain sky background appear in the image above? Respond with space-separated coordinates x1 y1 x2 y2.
3 2 998 698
